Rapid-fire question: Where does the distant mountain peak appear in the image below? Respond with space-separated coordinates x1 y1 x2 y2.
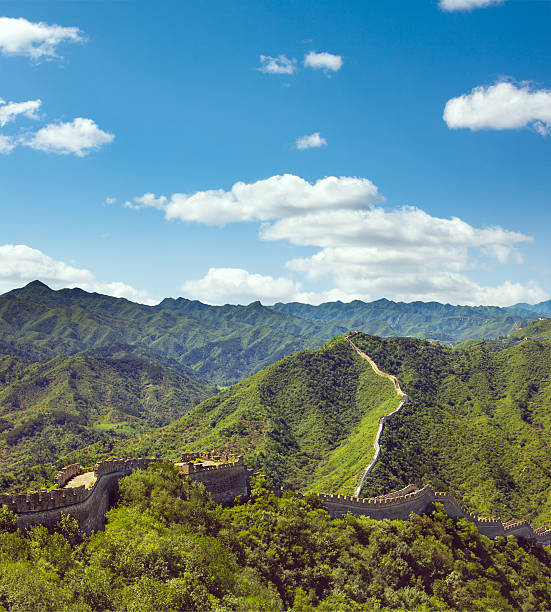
17 280 53 294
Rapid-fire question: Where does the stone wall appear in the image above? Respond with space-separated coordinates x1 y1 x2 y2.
10 457 163 534
180 451 242 463
308 485 551 546
176 460 248 504
9 456 249 533
6 454 550 547
55 463 82 487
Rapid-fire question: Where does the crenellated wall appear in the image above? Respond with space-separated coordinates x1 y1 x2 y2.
7 456 249 533
4 454 550 546
177 458 248 503
297 485 551 546
180 451 242 463
11 457 164 534
55 463 82 487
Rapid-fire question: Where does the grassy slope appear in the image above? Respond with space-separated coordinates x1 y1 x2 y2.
351 332 551 525
113 337 400 494
0 351 215 476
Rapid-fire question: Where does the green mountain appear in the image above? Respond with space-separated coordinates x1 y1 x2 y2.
111 337 401 493
0 350 214 477
350 329 551 526
0 282 542 389
271 298 537 343
102 321 551 526
0 281 327 385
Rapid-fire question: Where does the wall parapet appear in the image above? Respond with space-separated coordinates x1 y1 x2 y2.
179 451 242 463
55 463 82 487
177 457 244 475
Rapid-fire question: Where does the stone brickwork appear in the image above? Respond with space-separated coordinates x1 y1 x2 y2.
306 485 551 546
55 463 82 487
4 453 550 546
7 455 248 533
180 451 242 463
176 457 247 503
8 457 164 534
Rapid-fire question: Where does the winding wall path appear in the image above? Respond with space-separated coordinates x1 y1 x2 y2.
346 334 409 496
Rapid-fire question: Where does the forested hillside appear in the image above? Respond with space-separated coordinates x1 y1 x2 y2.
2 463 551 611
0 282 541 389
0 350 214 480
111 337 401 494
271 298 538 343
0 282 325 386
351 332 551 526
103 324 551 526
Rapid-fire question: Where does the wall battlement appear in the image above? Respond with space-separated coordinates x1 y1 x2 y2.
55 463 81 487
3 454 550 546
302 484 551 546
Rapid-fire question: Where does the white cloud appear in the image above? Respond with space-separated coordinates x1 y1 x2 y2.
439 0 504 11
0 16 84 60
261 206 529 251
126 175 381 226
124 192 167 211
0 244 156 304
443 81 551 135
104 197 117 205
0 97 41 127
25 117 114 156
304 51 343 72
296 132 327 150
181 267 311 305
126 173 545 306
258 54 297 74
0 134 15 154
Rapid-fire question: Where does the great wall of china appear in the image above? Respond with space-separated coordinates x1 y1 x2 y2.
1 340 550 546
345 333 409 496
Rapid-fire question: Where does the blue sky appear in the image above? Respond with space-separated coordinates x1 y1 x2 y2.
0 0 550 306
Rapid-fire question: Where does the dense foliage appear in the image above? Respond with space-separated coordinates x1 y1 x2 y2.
1 464 551 611
0 351 214 490
110 338 400 493
351 333 551 525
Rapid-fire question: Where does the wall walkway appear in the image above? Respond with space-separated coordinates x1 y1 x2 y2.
346 334 409 496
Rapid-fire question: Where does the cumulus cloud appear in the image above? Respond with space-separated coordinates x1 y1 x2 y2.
0 16 84 60
0 134 15 154
304 51 343 72
125 175 381 226
127 173 545 306
296 132 327 150
0 244 156 304
444 81 551 135
439 0 504 11
258 54 297 74
25 117 114 156
0 97 41 127
181 267 311 305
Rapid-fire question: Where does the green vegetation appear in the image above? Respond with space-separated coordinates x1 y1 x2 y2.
0 351 214 487
351 332 551 525
2 464 551 611
0 281 326 386
0 282 541 389
272 298 538 343
112 337 400 494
